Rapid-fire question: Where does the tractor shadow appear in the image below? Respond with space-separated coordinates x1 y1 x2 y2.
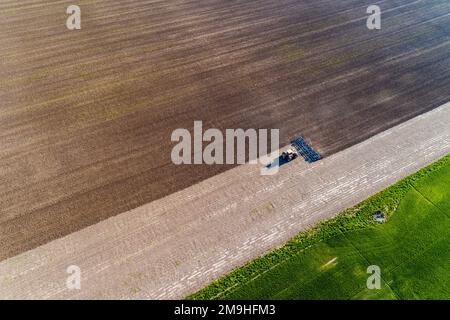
265 155 292 169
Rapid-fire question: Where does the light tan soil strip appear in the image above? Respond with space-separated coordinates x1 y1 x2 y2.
0 103 449 299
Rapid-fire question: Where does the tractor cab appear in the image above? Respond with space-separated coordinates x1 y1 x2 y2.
281 148 298 162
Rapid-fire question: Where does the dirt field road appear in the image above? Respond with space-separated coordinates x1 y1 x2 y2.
1 0 449 260
0 103 448 299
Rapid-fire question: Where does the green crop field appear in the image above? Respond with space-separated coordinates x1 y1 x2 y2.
189 155 450 300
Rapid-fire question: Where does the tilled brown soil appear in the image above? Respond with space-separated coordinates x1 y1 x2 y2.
0 0 449 261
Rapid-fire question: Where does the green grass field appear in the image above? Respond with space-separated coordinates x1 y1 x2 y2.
189 155 450 300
